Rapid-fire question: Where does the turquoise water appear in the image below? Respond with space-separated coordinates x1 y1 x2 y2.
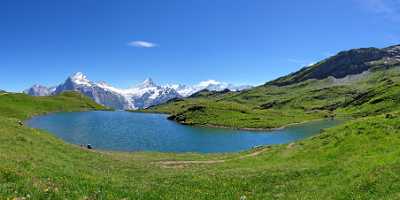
26 111 343 153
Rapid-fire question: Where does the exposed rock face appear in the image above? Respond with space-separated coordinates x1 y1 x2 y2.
23 84 54 96
52 73 130 110
24 73 252 110
270 45 400 86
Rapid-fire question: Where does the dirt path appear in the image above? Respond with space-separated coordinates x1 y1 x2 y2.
156 146 270 168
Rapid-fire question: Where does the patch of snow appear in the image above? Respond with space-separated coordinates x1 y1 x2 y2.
329 70 371 85
25 72 254 109
97 81 125 94
70 72 92 86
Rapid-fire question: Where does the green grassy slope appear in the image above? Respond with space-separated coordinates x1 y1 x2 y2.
1 92 400 199
0 91 110 120
147 64 400 129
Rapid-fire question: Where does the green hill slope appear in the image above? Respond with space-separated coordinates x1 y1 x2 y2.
0 91 111 120
146 45 400 129
270 45 400 86
1 90 400 199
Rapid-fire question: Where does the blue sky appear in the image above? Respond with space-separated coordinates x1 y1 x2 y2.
1 0 400 91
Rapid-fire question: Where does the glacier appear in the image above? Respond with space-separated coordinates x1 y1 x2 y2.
24 72 252 110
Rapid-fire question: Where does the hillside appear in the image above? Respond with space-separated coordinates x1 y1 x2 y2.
270 45 400 86
2 86 400 199
146 45 400 129
0 91 110 119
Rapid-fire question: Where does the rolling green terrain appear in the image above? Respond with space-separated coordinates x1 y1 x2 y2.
0 91 110 120
146 46 400 129
1 91 400 199
2 45 400 199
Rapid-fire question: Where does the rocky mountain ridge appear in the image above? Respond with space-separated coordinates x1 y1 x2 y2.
270 45 400 86
24 72 252 109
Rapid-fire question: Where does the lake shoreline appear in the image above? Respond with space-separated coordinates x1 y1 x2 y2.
135 109 348 132
178 117 343 132
129 109 313 131
26 111 344 153
34 109 347 133
39 109 317 132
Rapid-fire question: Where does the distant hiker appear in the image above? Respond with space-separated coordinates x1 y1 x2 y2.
385 113 395 119
87 144 93 149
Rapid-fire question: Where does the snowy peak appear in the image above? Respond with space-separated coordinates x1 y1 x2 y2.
197 80 222 87
70 72 87 80
24 72 253 110
133 78 158 89
69 72 92 86
171 80 252 97
197 80 251 91
168 84 194 97
143 78 156 87
197 80 228 91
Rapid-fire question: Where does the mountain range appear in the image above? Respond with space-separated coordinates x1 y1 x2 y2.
147 44 400 129
24 72 252 110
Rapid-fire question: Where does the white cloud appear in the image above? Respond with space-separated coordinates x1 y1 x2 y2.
355 0 400 21
127 41 158 48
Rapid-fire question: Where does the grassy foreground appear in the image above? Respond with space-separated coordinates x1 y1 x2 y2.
1 92 400 199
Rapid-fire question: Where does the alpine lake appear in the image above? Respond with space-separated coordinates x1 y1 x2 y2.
27 111 343 153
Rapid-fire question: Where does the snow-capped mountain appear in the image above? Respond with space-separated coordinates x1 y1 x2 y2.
52 72 131 109
170 80 252 97
121 78 182 109
24 72 252 110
